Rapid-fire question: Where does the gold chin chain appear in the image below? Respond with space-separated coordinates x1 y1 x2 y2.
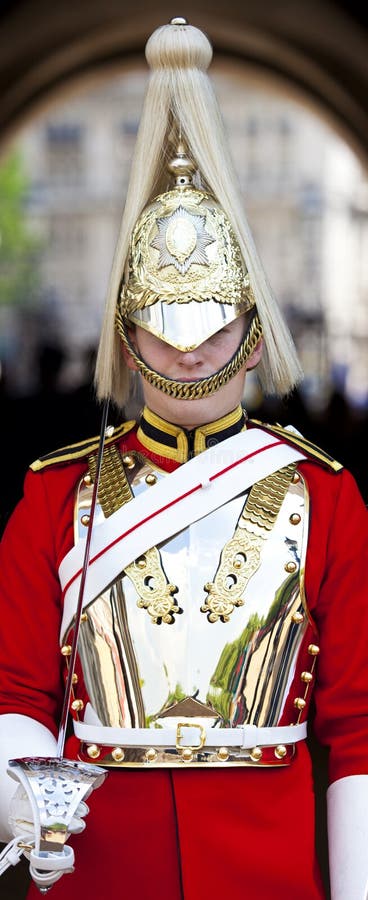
116 308 263 400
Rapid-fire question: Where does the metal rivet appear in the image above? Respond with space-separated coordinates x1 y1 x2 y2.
72 673 78 685
87 744 101 759
81 613 88 622
292 472 301 484
294 697 306 710
122 455 135 469
83 473 92 486
308 644 320 656
71 699 84 712
145 748 158 763
181 748 194 763
111 747 125 762
136 556 147 569
301 671 313 684
285 561 297 573
105 426 115 438
81 514 90 527
61 645 72 656
217 747 229 761
274 744 287 759
145 473 157 485
292 611 304 624
250 746 263 762
289 513 301 525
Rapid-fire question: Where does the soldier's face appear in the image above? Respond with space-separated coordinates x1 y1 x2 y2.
123 315 262 428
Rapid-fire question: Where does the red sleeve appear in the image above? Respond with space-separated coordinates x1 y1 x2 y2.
0 463 82 736
302 463 368 784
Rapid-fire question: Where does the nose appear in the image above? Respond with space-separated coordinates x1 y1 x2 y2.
177 348 203 369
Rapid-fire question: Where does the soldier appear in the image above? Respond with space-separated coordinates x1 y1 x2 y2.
1 17 368 900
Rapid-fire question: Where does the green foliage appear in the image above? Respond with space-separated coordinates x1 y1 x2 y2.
0 151 41 307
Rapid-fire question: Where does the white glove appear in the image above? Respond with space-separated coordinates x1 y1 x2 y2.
327 774 368 900
8 785 89 838
0 714 57 842
0 713 107 891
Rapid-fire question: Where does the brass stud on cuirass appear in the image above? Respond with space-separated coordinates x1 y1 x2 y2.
294 697 306 710
289 513 301 525
285 560 297 573
250 746 263 762
292 611 304 624
145 473 157 485
181 748 194 763
145 748 158 763
274 745 287 760
217 747 229 762
122 455 135 469
111 747 125 762
87 744 101 759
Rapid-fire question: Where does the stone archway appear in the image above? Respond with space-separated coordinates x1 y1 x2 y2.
0 0 367 166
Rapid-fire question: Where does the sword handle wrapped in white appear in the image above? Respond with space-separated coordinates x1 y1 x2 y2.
0 751 107 892
327 775 368 900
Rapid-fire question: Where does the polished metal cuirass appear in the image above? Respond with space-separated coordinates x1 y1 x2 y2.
63 451 316 766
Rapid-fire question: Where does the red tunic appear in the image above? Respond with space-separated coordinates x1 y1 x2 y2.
1 421 368 900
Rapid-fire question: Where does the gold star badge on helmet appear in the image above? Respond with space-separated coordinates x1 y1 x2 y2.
151 205 215 274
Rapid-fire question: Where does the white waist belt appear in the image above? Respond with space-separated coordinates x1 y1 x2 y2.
74 720 307 750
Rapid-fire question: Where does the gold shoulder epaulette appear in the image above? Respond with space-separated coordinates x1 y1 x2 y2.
30 420 136 472
250 419 343 473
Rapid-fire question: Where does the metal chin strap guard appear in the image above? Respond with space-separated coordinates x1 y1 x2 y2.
0 757 107 893
116 307 263 400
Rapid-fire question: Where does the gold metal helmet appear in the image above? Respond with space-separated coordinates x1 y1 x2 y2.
119 144 256 351
116 145 263 399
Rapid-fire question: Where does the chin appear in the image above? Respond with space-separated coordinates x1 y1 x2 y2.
162 398 232 428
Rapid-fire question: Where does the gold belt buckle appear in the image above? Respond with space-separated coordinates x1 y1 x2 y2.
176 722 206 751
